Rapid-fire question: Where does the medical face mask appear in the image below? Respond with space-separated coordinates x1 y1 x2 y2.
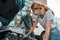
34 12 40 17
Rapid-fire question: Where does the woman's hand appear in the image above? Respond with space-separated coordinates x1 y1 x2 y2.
22 35 28 39
22 22 38 39
44 34 48 40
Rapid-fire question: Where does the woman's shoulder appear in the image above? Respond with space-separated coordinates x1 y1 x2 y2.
45 9 54 17
45 9 54 20
46 9 53 15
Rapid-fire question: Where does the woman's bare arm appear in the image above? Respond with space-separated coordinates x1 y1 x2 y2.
45 20 51 40
26 22 38 36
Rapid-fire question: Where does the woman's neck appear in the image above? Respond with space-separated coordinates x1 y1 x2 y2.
40 15 45 19
40 11 46 19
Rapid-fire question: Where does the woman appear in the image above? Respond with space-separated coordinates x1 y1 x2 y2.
23 3 60 40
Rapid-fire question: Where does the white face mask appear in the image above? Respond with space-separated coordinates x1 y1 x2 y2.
31 10 40 17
